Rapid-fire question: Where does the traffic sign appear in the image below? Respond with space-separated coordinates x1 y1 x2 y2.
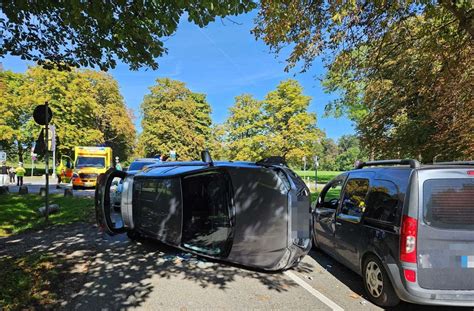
33 104 53 125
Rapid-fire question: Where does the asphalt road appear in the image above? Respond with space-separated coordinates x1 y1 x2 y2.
65 234 472 311
4 176 95 197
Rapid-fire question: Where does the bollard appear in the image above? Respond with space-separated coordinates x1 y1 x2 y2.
64 188 73 197
38 204 60 216
19 185 28 195
39 187 47 197
0 186 9 195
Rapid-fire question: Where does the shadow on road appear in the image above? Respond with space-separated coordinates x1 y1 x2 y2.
1 223 304 309
308 248 471 311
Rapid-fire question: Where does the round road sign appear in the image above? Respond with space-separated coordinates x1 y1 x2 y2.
33 104 53 125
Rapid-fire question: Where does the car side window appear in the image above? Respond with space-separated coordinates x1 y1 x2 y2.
318 179 344 209
365 180 399 224
339 178 369 222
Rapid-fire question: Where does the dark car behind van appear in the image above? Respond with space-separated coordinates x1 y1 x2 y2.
313 160 474 307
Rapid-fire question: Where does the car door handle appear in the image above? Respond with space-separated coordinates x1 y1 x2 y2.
335 222 342 226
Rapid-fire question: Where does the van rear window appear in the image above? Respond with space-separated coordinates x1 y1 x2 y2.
423 179 474 230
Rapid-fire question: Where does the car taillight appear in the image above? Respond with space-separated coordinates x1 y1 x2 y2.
400 215 417 263
468 170 474 176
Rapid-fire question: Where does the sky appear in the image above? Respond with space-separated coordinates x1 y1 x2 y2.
0 11 354 140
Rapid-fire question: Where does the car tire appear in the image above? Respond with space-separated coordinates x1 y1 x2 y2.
362 255 400 307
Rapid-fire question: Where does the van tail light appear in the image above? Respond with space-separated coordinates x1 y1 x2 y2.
400 215 417 263
404 269 416 282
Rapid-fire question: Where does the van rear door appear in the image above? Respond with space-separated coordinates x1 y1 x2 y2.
417 168 474 290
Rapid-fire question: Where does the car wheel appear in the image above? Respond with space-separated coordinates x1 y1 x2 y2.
363 255 400 307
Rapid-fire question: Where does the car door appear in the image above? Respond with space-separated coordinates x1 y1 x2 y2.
313 175 346 255
334 172 372 271
95 168 129 235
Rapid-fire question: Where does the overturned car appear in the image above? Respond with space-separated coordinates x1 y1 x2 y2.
95 152 311 271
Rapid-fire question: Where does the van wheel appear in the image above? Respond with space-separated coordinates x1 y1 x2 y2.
363 255 400 307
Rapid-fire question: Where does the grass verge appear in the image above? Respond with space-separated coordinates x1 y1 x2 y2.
0 253 63 310
0 194 94 237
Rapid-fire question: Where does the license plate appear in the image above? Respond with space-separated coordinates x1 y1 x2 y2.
461 256 474 268
83 182 94 187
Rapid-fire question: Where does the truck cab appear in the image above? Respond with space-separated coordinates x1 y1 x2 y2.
72 146 112 189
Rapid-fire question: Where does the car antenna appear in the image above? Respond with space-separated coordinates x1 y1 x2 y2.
201 149 213 166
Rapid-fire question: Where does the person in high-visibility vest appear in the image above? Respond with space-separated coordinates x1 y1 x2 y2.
16 162 26 186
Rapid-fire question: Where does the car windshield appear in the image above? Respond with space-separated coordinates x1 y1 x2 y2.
76 156 105 168
128 161 156 171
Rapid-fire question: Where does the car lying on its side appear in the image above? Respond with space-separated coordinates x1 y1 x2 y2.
96 151 312 271
312 160 474 307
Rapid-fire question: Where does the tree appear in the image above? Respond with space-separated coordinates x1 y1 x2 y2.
263 80 322 167
82 70 136 161
138 78 212 160
0 70 28 161
0 66 137 161
253 1 473 73
208 124 228 161
334 135 366 171
327 11 473 161
0 1 256 70
254 2 473 161
226 94 267 161
319 138 338 171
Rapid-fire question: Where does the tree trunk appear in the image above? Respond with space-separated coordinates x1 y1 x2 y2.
439 0 474 38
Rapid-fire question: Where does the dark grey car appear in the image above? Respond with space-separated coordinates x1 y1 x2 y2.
96 153 311 271
313 160 474 307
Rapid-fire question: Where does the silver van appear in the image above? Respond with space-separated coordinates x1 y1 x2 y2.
313 160 474 307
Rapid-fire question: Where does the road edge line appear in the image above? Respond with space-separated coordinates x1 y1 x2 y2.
284 270 344 311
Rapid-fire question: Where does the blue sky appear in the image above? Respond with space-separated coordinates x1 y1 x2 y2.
0 11 353 140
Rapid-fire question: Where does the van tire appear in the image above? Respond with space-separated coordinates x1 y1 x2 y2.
363 255 400 307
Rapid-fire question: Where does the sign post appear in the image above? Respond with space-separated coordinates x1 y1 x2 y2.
33 103 53 222
313 155 319 191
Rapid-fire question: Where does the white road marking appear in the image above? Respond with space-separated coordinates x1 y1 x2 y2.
284 270 344 311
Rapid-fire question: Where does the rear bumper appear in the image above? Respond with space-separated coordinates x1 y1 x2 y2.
387 263 474 306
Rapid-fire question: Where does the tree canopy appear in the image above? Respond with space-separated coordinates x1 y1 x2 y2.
138 78 212 160
254 1 473 161
0 1 256 70
0 66 136 161
224 79 323 166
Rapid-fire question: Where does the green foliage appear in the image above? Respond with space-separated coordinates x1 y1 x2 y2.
0 66 136 161
226 94 267 161
254 1 473 161
326 9 473 161
225 80 323 166
0 1 256 70
254 1 473 72
0 194 94 237
208 124 228 161
138 78 212 160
